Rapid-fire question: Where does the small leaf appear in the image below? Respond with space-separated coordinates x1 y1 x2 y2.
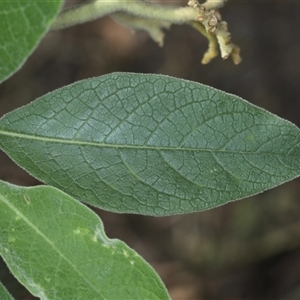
0 73 300 216
0 180 169 300
0 281 14 300
0 0 63 83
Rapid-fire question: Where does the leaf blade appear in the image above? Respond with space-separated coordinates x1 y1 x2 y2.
0 73 300 215
0 0 63 83
0 180 169 300
0 281 14 300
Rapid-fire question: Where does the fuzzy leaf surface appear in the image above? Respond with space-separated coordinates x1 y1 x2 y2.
0 73 300 216
0 0 63 83
0 281 14 300
0 180 169 300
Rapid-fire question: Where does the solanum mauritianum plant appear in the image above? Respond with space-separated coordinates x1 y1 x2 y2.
1 1 300 299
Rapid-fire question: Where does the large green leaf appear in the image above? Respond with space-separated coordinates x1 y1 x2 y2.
0 281 13 300
0 73 300 216
0 0 63 83
0 180 169 300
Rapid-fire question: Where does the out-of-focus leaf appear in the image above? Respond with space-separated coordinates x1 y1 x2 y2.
0 73 300 216
0 180 169 300
0 281 14 300
0 0 63 83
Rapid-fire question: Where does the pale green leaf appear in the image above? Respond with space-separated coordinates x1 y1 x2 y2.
0 180 169 300
0 73 300 216
0 281 14 300
0 0 63 83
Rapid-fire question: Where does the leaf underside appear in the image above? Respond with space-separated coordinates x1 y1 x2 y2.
0 180 169 300
0 0 63 83
0 73 300 216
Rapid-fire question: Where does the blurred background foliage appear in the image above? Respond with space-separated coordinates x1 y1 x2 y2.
1 0 300 299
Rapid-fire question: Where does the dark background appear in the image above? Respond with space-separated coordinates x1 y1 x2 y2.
1 0 300 299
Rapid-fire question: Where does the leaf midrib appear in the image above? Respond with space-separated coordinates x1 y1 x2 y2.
0 129 296 158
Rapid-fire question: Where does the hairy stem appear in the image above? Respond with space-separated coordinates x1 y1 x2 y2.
51 0 241 64
51 0 199 30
